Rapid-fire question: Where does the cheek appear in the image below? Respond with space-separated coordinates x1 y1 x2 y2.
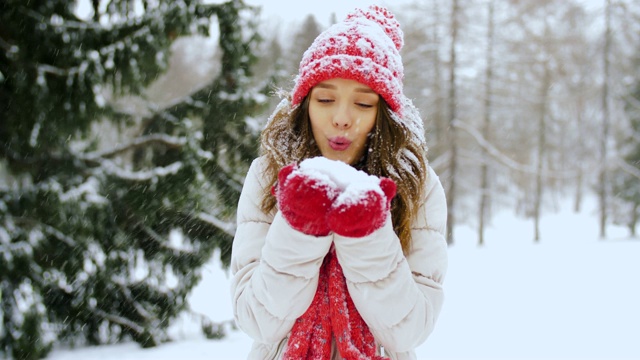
308 104 325 129
356 115 376 136
308 111 325 145
308 113 320 134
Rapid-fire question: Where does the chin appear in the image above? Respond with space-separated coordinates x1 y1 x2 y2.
322 153 351 164
335 156 356 165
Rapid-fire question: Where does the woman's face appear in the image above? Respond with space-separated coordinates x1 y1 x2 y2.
308 78 379 165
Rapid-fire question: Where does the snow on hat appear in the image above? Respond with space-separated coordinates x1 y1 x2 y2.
290 5 405 114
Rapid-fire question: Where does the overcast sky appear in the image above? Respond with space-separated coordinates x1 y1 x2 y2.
77 0 605 31
241 0 604 27
241 0 399 27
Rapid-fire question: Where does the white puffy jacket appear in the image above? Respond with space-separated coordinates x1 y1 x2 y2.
230 156 448 359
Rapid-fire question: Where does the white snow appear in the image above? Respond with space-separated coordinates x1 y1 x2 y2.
47 195 640 360
298 157 386 207
298 157 377 188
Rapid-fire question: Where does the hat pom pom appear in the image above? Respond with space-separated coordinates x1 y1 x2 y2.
347 5 404 51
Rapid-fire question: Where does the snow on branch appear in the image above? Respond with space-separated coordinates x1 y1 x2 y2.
196 212 236 238
99 160 183 181
91 308 146 336
0 241 32 259
453 119 578 179
19 7 102 30
13 217 77 247
78 135 186 181
155 93 208 112
83 134 187 160
37 63 74 76
137 223 199 256
59 176 108 204
453 119 537 173
112 281 154 320
616 157 640 180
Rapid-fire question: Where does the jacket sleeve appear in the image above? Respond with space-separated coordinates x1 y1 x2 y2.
230 157 334 343
332 166 448 353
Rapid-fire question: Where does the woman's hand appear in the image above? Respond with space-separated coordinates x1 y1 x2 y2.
274 163 339 236
328 177 396 238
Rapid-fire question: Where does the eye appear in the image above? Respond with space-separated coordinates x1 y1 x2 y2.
356 103 374 108
317 98 334 104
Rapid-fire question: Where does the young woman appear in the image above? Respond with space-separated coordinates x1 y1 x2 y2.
230 5 448 360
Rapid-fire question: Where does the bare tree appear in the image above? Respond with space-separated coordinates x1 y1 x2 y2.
598 0 612 239
395 1 447 166
446 0 461 245
533 41 551 242
478 0 496 246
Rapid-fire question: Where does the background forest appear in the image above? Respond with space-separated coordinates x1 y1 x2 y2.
1 0 639 359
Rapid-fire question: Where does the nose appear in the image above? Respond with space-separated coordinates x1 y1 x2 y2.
332 104 352 129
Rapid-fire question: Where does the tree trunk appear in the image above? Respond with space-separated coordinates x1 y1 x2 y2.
533 68 549 243
574 90 585 213
446 0 460 245
599 0 612 239
574 170 583 213
431 0 445 156
533 20 552 243
478 0 495 247
630 203 638 238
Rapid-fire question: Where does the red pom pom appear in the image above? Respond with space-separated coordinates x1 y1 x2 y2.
346 5 404 51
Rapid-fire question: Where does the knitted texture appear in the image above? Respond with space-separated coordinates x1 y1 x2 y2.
277 157 397 238
283 249 389 360
274 163 339 236
291 5 405 114
328 177 397 238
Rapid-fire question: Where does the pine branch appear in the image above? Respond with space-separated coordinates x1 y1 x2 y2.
133 218 204 257
83 134 187 160
11 2 217 84
0 142 66 166
616 157 640 180
112 280 155 320
196 212 235 238
91 308 145 336
0 240 32 257
149 93 209 112
0 35 12 52
12 216 77 247
98 159 183 181
18 7 103 31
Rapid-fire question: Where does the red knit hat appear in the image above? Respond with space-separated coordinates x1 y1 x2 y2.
291 5 405 114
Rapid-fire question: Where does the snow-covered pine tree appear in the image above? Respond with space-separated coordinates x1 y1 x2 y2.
0 0 263 358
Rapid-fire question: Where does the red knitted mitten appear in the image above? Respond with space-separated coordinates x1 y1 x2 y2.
274 163 339 236
327 177 397 238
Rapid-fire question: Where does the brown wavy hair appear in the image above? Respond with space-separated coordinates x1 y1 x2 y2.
259 94 428 253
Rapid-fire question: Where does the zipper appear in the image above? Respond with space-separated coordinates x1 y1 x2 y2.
269 337 288 360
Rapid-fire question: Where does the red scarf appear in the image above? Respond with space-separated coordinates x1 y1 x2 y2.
283 249 389 360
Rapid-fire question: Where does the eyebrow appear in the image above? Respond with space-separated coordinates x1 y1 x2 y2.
315 83 377 94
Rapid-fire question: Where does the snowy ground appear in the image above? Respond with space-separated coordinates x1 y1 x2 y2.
48 197 640 360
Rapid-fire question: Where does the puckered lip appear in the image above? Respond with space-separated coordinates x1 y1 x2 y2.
328 136 351 151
